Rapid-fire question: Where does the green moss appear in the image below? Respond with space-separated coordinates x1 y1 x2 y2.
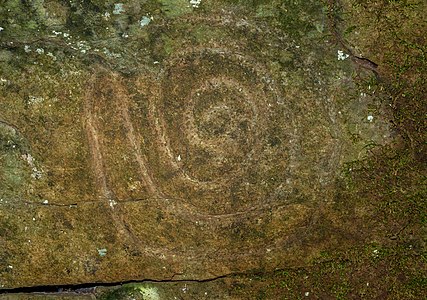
99 284 160 300
158 0 192 17
192 25 224 45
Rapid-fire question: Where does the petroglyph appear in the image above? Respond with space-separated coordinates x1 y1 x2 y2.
0 1 396 287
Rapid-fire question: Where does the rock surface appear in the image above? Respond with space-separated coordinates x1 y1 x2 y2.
0 0 392 289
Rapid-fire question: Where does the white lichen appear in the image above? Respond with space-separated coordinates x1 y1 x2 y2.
372 249 379 258
28 95 44 104
76 41 91 54
46 52 56 60
109 199 117 208
102 48 121 58
113 3 125 15
22 153 35 166
97 248 107 257
31 167 43 179
189 0 202 8
337 50 349 60
140 16 151 27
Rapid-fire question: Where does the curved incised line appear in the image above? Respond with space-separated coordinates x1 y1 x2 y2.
150 50 277 190
80 109 286 259
83 73 149 248
112 75 161 198
165 47 285 105
83 80 112 202
184 77 259 151
148 91 207 187
182 77 260 181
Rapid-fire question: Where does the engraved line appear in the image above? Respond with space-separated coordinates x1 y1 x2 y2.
114 75 161 198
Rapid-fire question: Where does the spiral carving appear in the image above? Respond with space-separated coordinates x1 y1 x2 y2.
134 16 308 217
85 13 341 222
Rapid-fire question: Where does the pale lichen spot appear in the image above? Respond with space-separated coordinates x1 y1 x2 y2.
140 16 151 28
189 0 202 8
337 50 349 60
113 3 125 15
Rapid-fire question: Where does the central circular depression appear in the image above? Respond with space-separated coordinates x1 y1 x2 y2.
174 76 259 184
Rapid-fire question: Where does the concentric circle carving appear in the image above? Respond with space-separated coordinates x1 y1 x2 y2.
151 50 284 184
138 17 307 216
